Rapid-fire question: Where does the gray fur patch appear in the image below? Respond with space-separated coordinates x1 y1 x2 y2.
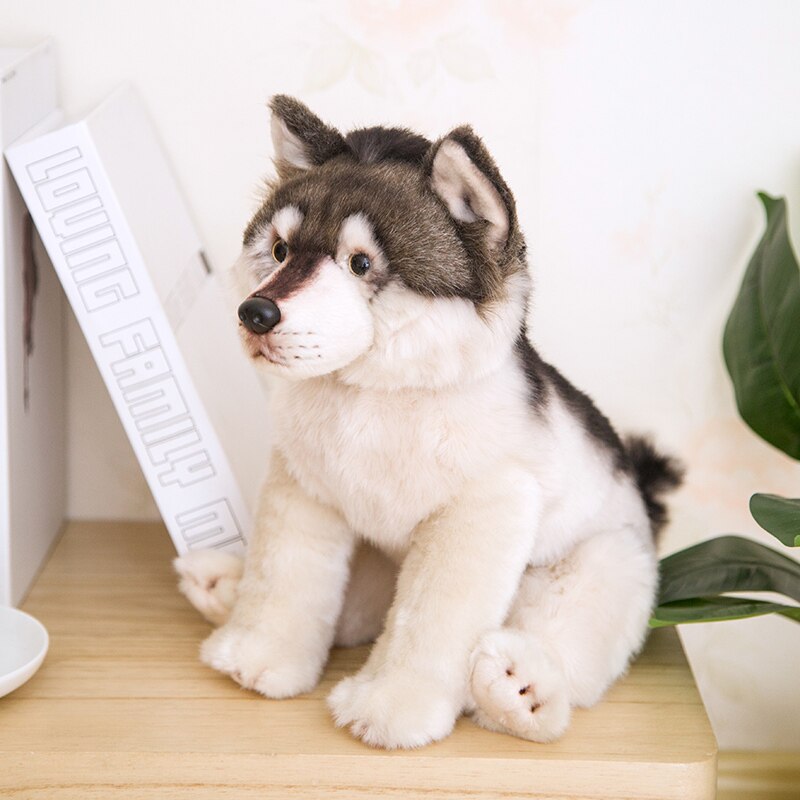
244 99 528 305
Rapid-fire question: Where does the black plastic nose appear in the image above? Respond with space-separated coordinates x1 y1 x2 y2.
238 296 281 334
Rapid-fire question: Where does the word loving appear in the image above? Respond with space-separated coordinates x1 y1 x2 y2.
27 146 214 490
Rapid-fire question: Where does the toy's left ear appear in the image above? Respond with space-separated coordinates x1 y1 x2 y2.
269 95 347 177
427 127 516 253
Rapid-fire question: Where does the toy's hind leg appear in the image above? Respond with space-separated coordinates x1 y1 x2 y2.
174 549 244 626
331 543 398 647
469 525 657 742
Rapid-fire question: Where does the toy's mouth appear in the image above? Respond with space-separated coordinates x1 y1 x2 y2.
239 324 327 370
239 324 285 365
257 349 288 367
253 342 289 368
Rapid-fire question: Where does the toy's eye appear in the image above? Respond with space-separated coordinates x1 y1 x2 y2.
349 253 371 277
272 238 289 263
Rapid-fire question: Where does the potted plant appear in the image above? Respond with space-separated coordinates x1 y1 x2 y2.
652 194 800 628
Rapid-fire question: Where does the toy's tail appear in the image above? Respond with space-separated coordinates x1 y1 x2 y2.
624 435 684 539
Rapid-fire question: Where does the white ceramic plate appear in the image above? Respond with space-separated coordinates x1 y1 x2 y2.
0 606 48 698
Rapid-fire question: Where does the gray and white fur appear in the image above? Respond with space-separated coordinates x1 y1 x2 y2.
175 96 682 749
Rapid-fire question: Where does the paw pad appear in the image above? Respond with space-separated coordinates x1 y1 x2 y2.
469 630 571 742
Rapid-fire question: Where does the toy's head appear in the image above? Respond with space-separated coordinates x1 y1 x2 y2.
235 96 529 389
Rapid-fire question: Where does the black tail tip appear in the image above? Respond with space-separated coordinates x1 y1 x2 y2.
624 435 685 537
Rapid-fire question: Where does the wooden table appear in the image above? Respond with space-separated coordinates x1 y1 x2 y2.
0 521 717 799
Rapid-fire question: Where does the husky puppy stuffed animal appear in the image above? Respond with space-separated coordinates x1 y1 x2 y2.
175 96 682 749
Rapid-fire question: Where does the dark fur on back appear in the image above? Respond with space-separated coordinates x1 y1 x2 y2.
515 329 683 537
515 330 629 470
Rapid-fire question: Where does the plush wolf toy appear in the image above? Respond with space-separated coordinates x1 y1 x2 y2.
175 96 682 749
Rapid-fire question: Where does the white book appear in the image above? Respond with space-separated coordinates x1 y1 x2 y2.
0 41 66 606
6 84 271 561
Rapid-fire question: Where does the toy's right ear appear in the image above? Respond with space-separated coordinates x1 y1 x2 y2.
269 95 347 178
426 126 516 254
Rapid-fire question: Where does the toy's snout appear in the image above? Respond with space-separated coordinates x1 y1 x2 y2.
238 296 281 334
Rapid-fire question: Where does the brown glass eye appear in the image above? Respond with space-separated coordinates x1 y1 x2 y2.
271 238 289 263
349 253 371 276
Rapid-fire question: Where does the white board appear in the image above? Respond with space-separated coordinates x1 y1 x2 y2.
0 41 66 606
6 85 271 561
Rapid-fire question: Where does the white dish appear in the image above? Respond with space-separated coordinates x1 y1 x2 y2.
0 606 48 698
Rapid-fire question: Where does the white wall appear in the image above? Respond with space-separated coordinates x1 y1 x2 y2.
2 0 799 750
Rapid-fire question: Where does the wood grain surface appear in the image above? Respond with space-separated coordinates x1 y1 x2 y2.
0 521 718 799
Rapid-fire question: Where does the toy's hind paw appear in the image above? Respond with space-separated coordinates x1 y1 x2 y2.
469 629 571 742
173 549 243 626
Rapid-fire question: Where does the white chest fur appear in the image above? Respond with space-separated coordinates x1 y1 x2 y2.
270 357 533 554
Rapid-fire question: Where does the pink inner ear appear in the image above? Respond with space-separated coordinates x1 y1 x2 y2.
431 140 509 251
271 116 313 170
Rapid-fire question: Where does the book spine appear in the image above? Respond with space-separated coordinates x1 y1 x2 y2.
6 125 250 556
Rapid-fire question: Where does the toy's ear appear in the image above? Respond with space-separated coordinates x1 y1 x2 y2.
428 126 515 252
269 95 347 177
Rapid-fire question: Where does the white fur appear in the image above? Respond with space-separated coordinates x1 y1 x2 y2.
338 272 529 390
236 205 304 293
469 629 571 742
185 123 659 747
468 526 656 741
186 246 657 747
200 451 356 698
336 213 387 273
271 205 304 243
177 542 395 646
174 549 243 626
244 205 303 264
242 258 375 378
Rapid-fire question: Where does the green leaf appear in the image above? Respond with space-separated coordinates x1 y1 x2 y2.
658 535 800 604
723 193 800 460
650 595 800 627
750 493 800 547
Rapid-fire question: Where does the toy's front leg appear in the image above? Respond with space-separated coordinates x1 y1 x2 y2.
329 467 541 748
201 452 354 698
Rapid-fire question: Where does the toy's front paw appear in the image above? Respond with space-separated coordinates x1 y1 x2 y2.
328 669 459 748
201 623 320 698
